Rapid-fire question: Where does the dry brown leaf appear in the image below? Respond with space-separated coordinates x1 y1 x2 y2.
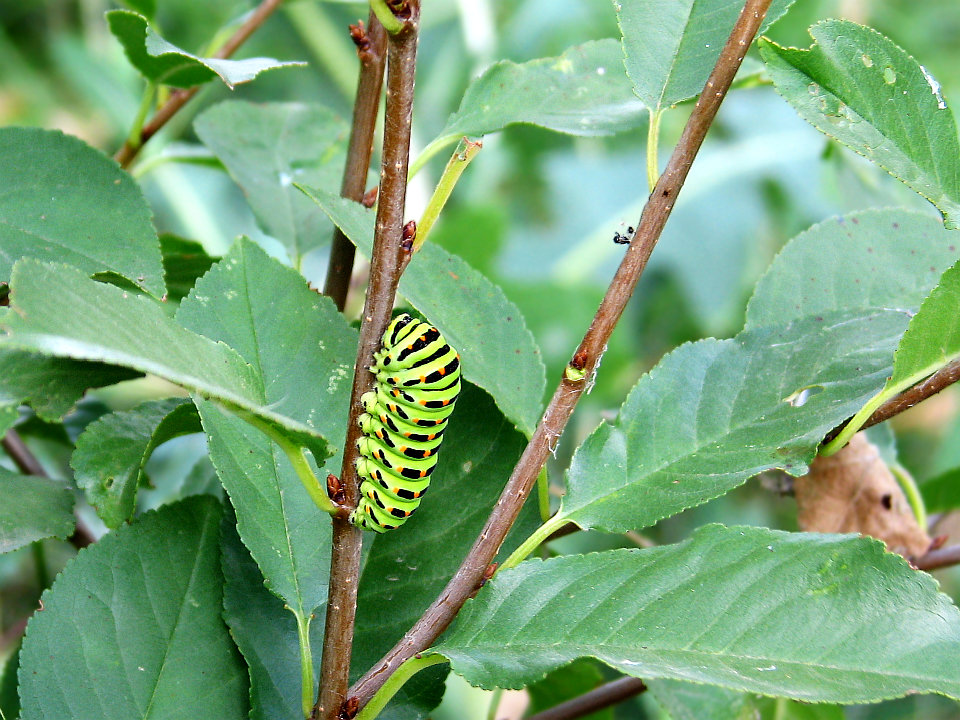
796 433 931 559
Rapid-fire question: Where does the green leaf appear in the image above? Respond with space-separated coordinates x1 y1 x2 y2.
107 10 304 89
18 496 248 719
434 525 960 702
297 190 546 436
0 350 139 421
160 234 216 304
646 679 751 720
527 660 613 720
416 40 645 171
618 0 796 111
177 239 354 620
746 209 960 329
0 259 330 458
71 398 201 528
0 638 21 720
759 21 960 227
0 468 74 553
194 101 350 265
221 509 324 720
823 258 960 454
921 467 960 513
351 383 539 719
0 127 164 296
560 311 908 533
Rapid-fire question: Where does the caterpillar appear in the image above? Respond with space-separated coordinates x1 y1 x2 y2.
350 313 461 532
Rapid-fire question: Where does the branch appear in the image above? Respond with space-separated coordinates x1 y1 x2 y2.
823 358 960 446
349 0 774 707
526 677 648 720
323 13 388 311
313 3 421 719
915 543 960 572
113 0 285 169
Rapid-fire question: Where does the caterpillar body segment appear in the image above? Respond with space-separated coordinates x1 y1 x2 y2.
350 314 461 533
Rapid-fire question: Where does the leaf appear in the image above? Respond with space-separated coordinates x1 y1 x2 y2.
823 257 960 453
746 209 960 330
17 496 248 719
618 0 796 111
0 350 140 421
921 467 960 513
0 127 164 296
351 383 539 719
194 101 350 264
160 234 216 304
0 468 74 553
71 398 201 528
0 259 330 458
759 21 960 227
221 509 324 720
416 40 645 171
106 10 304 89
0 638 21 720
434 524 960 702
298 189 546 436
559 311 908 533
176 239 354 621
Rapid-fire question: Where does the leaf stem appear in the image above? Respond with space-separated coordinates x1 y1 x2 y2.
915 543 960 571
501 513 570 571
369 0 405 35
526 676 647 720
408 134 458 178
126 82 156 150
892 463 927 531
314 4 421 718
823 357 960 450
348 0 775 708
323 12 388 312
294 610 316 719
114 0 285 168
354 654 447 720
414 137 482 252
646 108 662 191
536 467 551 522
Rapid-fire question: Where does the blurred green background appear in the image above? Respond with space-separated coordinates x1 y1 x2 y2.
2 1 960 718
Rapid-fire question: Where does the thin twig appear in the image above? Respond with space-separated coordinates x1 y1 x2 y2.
113 0 285 169
2 429 96 547
526 677 648 720
313 4 421 719
349 0 773 707
823 358 960 446
915 543 960 572
323 13 388 311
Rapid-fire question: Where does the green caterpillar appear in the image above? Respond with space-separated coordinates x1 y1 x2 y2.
350 313 461 532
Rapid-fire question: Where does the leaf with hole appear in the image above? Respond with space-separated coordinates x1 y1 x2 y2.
71 398 201 528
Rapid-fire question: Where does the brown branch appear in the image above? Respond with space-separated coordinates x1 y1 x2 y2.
824 358 960 445
2 429 96 548
313 4 420 719
323 14 388 311
349 0 773 708
113 0 285 169
915 543 960 572
526 677 648 720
